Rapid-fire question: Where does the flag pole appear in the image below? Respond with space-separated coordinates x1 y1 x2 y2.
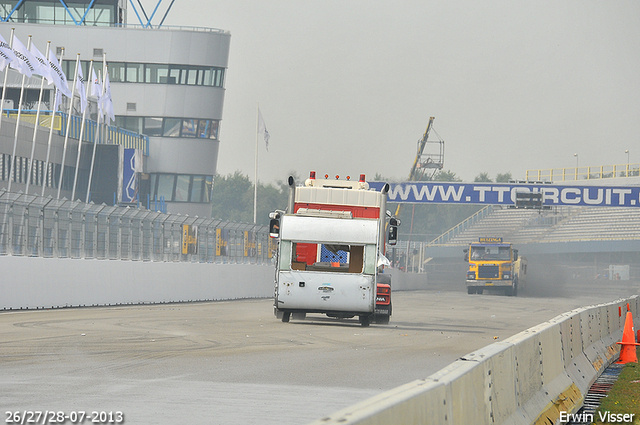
26 41 50 195
71 59 93 201
43 48 65 197
87 54 107 204
57 53 80 199
0 28 15 136
8 35 32 193
254 103 259 224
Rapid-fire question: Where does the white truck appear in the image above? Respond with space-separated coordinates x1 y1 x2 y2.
269 172 398 327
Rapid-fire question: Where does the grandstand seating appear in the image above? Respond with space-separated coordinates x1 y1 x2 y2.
431 206 640 245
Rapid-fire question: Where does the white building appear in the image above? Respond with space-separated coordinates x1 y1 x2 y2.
0 0 230 217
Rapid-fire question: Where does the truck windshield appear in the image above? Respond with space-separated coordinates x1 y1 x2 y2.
470 245 511 261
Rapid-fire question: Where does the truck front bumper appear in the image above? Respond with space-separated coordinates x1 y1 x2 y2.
466 279 513 288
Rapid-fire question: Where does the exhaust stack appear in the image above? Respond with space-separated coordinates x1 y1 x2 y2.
287 176 296 213
379 183 390 251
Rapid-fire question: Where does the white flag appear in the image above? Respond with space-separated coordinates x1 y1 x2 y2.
91 68 102 98
0 33 17 70
258 108 270 151
29 42 54 85
101 69 114 123
76 63 87 113
10 35 38 78
47 49 71 98
53 87 61 111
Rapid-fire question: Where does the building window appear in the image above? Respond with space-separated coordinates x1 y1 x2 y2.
210 121 219 139
197 120 210 138
115 116 221 140
63 60 226 87
148 173 214 203
7 1 115 26
203 176 213 202
143 117 163 136
156 174 175 201
191 176 204 202
181 119 197 137
126 63 144 83
163 118 181 137
109 62 125 82
174 175 191 202
116 116 143 134
146 64 169 84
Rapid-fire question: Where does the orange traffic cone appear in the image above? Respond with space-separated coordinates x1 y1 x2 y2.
616 309 640 364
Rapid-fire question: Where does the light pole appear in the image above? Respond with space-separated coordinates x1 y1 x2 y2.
625 149 630 177
574 153 578 180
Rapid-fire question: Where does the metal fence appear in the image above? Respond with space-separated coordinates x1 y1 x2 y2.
526 162 640 182
0 189 273 264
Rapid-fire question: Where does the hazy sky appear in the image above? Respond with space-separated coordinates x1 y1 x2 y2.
144 1 640 185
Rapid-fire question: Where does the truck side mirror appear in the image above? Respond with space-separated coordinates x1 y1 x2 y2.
388 225 398 246
388 217 399 246
513 249 518 261
269 218 280 238
463 249 469 262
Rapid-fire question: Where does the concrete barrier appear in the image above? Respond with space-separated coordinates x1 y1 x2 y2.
1 256 274 310
309 296 639 425
0 257 423 310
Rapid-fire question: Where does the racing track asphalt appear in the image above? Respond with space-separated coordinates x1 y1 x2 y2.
1 278 639 425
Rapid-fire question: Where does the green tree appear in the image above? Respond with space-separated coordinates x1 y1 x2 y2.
211 171 289 225
495 172 513 182
474 172 492 182
433 170 461 182
255 182 288 224
211 171 253 223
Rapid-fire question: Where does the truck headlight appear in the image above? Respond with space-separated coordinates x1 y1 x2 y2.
467 272 475 280
503 271 511 279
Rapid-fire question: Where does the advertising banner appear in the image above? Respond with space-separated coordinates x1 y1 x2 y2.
369 181 640 208
216 228 228 256
181 224 198 255
122 148 142 203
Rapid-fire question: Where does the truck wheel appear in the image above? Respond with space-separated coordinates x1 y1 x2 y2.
359 315 370 327
512 280 518 296
282 312 291 322
467 287 475 295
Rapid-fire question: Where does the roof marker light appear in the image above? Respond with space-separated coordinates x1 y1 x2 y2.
346 176 351 181
335 175 339 180
324 174 329 179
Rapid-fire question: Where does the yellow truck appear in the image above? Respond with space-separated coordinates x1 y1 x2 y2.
464 237 527 296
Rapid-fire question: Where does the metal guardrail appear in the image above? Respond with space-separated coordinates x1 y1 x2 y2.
526 163 640 182
428 205 494 246
5 110 150 155
116 23 230 34
0 189 272 264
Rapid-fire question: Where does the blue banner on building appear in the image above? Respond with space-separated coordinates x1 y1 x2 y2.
369 181 640 208
122 148 139 203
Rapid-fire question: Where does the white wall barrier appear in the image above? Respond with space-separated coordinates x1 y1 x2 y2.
310 296 639 425
1 256 275 310
0 259 423 310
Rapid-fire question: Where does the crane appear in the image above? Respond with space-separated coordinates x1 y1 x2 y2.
393 117 443 217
